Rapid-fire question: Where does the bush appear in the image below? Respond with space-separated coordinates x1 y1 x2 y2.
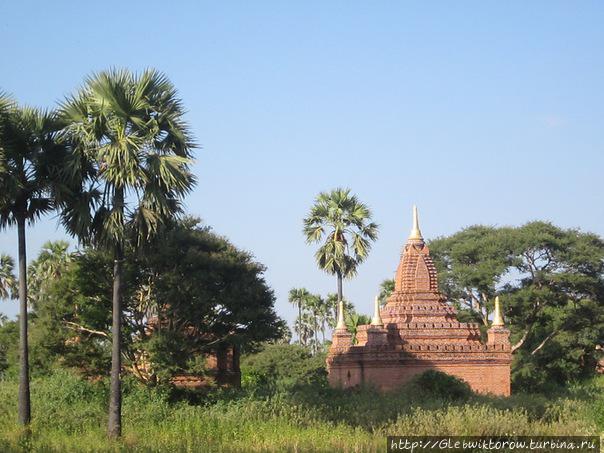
241 343 327 391
407 370 473 400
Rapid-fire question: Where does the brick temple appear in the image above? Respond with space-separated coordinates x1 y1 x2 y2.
326 207 512 396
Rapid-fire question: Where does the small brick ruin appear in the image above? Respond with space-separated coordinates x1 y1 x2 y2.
327 207 512 396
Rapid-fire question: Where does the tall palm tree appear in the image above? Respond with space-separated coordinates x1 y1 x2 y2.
0 254 17 301
0 97 65 425
59 69 195 438
303 188 378 323
288 287 310 344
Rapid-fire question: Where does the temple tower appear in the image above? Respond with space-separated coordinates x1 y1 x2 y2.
326 207 512 396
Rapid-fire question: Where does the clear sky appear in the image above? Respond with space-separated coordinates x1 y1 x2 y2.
1 1 603 328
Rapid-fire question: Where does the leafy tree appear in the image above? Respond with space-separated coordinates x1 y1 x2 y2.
60 69 196 437
504 222 604 388
28 219 286 386
0 97 65 425
0 254 17 300
429 221 604 389
429 225 514 326
303 188 378 323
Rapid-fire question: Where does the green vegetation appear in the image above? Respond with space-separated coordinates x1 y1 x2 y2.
303 187 379 310
1 68 603 449
0 367 601 452
59 68 197 437
0 223 285 383
428 222 604 391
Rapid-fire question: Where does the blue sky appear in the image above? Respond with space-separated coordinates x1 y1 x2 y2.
1 1 603 327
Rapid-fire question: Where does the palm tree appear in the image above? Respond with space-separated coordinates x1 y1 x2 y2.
345 312 371 345
288 287 310 344
378 278 395 307
325 293 354 330
0 96 65 425
0 254 17 300
305 294 323 354
303 188 378 323
59 69 195 438
28 241 71 308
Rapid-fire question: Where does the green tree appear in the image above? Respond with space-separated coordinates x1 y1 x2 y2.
28 240 71 309
303 188 378 322
429 225 513 325
345 312 371 345
0 254 17 301
378 278 394 307
0 97 65 425
504 222 604 388
60 69 196 438
28 219 286 385
429 221 604 389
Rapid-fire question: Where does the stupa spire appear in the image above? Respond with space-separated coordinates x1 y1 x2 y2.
336 300 347 330
408 205 423 241
492 296 505 327
371 295 383 326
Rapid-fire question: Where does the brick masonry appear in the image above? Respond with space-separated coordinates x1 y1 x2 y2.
326 213 512 396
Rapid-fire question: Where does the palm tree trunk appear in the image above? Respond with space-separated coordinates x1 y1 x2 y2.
298 303 302 344
17 216 30 426
336 271 343 325
108 245 123 438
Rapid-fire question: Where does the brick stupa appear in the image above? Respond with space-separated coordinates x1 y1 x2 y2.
326 207 512 396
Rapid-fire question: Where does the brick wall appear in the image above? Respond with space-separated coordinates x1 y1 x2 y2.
328 362 510 396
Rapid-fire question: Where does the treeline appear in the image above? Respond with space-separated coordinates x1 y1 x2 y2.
0 68 282 437
0 220 285 382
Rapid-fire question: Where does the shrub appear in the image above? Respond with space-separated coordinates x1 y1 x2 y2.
407 370 473 400
241 343 327 391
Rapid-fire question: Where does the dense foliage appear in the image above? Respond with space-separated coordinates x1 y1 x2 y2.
241 343 327 391
1 220 286 384
429 222 604 390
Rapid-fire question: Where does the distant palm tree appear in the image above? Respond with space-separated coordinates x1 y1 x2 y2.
288 288 310 344
0 254 17 301
378 278 395 307
345 312 371 345
303 188 378 322
0 96 65 425
294 311 315 348
28 241 71 308
305 294 325 354
325 293 354 330
59 69 195 438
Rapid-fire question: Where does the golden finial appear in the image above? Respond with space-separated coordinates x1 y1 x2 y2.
492 296 505 327
336 300 347 330
408 205 423 240
370 295 383 326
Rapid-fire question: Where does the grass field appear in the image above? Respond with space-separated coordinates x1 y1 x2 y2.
0 371 602 452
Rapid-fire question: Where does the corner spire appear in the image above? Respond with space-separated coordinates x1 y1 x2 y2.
336 300 347 330
371 295 383 326
492 296 505 327
408 205 423 241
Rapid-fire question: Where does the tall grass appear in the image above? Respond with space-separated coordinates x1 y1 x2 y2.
0 370 601 452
